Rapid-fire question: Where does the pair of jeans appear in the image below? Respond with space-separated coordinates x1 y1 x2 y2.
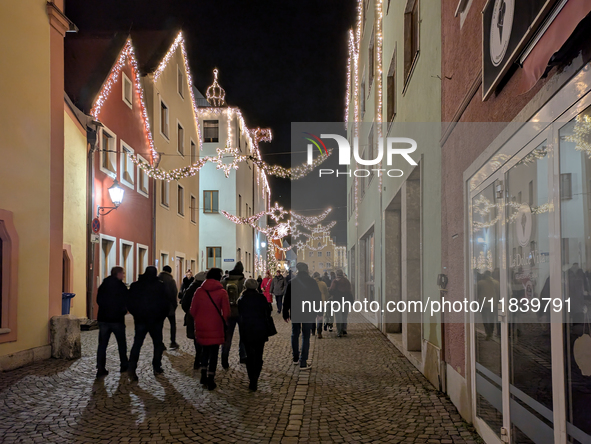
335 309 349 335
200 344 220 375
97 322 128 372
128 321 164 372
274 294 283 313
291 322 312 367
244 340 265 384
222 316 246 362
166 311 176 344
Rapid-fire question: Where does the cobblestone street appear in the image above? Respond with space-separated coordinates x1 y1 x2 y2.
0 310 480 443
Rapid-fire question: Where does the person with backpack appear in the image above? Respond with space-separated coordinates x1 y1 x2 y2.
270 270 286 314
220 261 247 369
190 268 230 390
181 271 206 369
238 279 273 391
158 265 179 350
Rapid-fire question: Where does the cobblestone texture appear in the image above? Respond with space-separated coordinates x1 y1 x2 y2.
0 309 481 443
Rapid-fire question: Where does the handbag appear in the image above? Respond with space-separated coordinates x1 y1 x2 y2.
266 312 278 337
205 289 227 342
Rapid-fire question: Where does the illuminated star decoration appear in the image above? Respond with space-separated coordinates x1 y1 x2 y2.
269 202 288 223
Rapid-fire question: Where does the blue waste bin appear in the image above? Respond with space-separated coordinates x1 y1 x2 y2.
62 293 75 315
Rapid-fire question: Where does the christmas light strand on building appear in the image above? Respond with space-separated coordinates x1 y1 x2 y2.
290 207 333 226
375 0 384 194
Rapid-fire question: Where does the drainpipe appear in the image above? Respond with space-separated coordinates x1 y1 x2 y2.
86 123 99 320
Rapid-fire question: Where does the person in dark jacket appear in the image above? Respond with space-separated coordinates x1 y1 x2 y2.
96 266 129 378
256 275 263 293
220 261 247 369
127 266 170 381
159 265 179 350
270 270 286 314
238 279 272 391
322 272 331 288
283 262 321 370
179 269 194 301
181 271 206 369
329 269 353 337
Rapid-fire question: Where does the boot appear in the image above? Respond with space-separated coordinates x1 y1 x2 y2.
207 374 217 391
200 369 207 385
249 380 258 392
221 355 229 370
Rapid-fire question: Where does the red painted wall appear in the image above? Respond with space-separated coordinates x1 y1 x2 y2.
91 58 153 317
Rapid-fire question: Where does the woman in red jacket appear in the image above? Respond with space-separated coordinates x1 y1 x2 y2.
190 268 230 390
261 270 273 306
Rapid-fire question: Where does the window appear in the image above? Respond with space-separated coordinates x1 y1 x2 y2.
122 71 133 108
0 210 18 342
404 0 420 85
190 195 197 224
528 180 534 206
318 251 322 257
368 125 375 183
137 155 149 197
327 262 331 268
190 259 196 273
239 195 242 217
160 252 169 269
119 239 134 285
100 234 116 282
207 247 222 269
190 140 197 164
237 248 242 262
387 49 397 122
100 127 117 177
361 75 366 118
309 251 313 258
137 244 149 279
561 173 572 200
177 122 185 156
177 184 184 216
161 180 169 208
204 190 219 213
160 100 169 139
177 65 184 98
120 141 134 188
319 263 324 269
369 29 375 88
204 120 219 143
327 251 331 257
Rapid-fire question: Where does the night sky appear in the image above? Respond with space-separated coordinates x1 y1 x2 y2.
65 0 356 243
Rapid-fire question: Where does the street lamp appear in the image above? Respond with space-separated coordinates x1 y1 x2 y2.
97 179 125 217
261 242 267 248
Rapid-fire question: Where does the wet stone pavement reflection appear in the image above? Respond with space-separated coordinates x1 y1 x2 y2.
0 310 480 443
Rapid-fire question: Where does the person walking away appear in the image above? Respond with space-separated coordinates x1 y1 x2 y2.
179 269 194 301
127 266 170 381
270 270 286 314
238 279 272 391
329 269 353 337
261 270 273 309
330 271 336 283
190 268 231 390
256 275 263 293
221 261 247 368
283 262 321 370
96 266 129 378
181 271 206 369
322 272 331 288
286 269 293 284
159 265 179 350
312 272 329 339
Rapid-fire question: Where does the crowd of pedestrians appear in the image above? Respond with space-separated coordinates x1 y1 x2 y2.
95 261 352 391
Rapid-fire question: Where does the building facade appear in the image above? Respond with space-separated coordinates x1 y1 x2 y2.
143 32 200 284
345 0 443 389
297 228 346 275
441 1 591 443
196 72 269 276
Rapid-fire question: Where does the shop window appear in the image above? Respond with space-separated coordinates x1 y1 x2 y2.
0 210 18 342
204 120 219 143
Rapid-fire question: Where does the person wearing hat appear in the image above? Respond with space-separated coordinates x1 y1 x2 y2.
329 269 353 337
283 262 321 370
238 279 273 391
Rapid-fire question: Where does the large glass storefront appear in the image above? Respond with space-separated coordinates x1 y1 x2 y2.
469 66 591 444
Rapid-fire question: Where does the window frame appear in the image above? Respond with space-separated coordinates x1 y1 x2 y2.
119 140 135 189
119 238 134 285
99 233 117 284
177 64 184 100
190 138 197 165
0 210 18 342
136 154 150 198
190 194 197 224
203 190 219 213
122 71 133 109
387 47 397 124
177 119 185 157
160 179 170 209
206 247 222 269
99 125 117 179
403 0 420 91
160 98 170 140
177 183 185 217
203 120 219 143
136 243 149 281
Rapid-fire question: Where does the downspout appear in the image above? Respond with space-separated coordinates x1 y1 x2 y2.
86 124 98 320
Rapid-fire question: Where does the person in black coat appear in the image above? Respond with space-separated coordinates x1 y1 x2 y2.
181 271 206 369
238 279 272 391
96 266 129 378
127 266 170 381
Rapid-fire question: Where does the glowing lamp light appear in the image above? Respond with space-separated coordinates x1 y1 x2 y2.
261 242 267 248
108 180 125 206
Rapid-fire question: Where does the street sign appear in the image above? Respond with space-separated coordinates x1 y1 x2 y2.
92 217 100 233
90 233 99 244
224 259 235 262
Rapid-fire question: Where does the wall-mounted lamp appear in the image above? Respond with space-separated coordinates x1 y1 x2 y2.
261 242 267 248
97 180 125 217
